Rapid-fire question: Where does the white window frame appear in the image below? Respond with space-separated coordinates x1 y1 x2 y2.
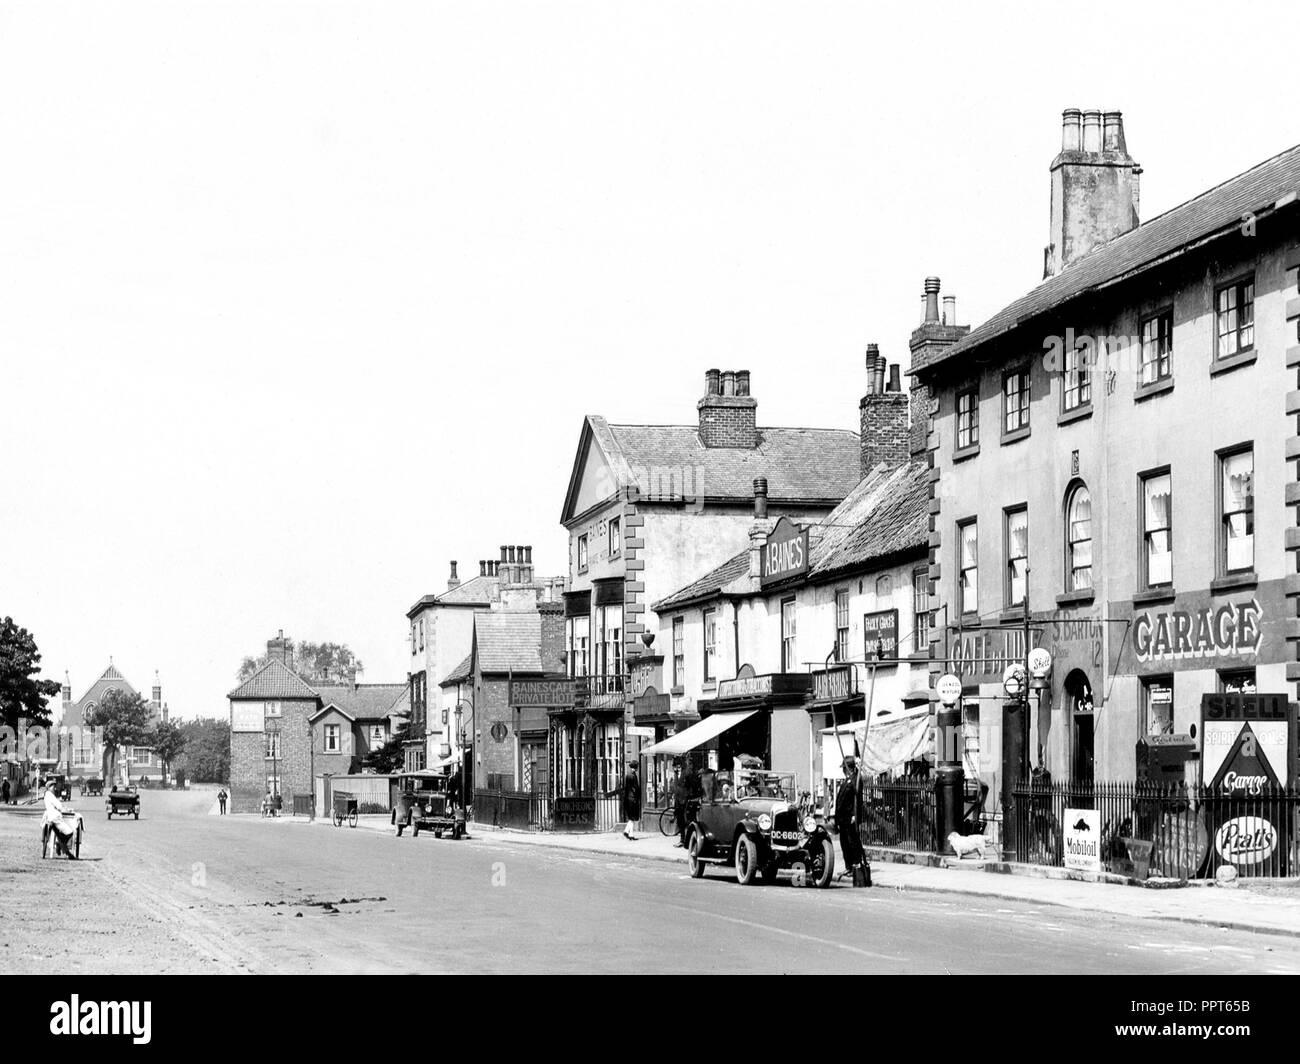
323 724 341 753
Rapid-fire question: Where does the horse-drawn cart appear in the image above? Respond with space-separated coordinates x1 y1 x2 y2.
332 791 358 828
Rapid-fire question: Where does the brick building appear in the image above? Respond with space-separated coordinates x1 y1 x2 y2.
227 633 405 814
558 369 862 794
57 662 169 783
911 111 1300 810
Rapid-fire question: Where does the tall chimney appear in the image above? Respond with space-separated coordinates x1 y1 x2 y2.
907 276 971 457
753 477 769 519
1045 108 1141 277
924 276 940 324
447 560 461 591
698 368 758 448
267 629 291 665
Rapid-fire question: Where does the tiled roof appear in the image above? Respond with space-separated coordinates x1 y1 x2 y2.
313 682 407 721
653 460 929 611
438 653 473 688
227 659 321 701
408 574 499 617
473 612 561 675
915 141 1300 374
592 418 861 505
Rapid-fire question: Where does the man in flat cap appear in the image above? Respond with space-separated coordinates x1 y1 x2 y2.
834 755 869 884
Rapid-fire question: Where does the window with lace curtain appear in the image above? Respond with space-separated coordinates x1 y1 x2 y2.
1141 471 1172 589
958 519 978 616
1005 507 1028 608
1220 448 1254 575
1065 483 1092 592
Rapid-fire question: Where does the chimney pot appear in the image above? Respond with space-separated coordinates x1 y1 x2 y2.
479 560 486 577
1102 110 1125 152
924 276 941 323
721 370 736 396
735 370 751 396
500 545 508 563
1082 110 1102 152
864 344 880 394
705 368 721 396
942 294 957 326
515 545 524 565
525 546 533 564
1061 108 1082 151
753 476 769 519
887 364 901 393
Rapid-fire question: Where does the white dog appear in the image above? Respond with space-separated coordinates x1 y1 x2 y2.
948 832 988 859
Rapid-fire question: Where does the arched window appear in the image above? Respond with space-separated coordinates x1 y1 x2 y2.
1065 482 1092 591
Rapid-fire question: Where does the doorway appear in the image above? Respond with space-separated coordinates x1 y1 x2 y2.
1072 714 1095 783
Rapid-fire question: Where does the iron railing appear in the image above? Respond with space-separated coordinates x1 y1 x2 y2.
1007 779 1300 879
472 789 625 833
858 776 938 853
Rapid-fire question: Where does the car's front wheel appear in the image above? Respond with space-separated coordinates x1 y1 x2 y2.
811 836 835 888
688 829 707 878
735 833 759 885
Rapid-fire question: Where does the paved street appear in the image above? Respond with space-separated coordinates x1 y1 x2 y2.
3 787 1299 974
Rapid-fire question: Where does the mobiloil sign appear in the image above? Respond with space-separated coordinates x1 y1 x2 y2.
1200 693 1297 876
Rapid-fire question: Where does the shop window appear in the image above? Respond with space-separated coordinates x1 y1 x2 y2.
1219 447 1254 574
1140 310 1173 384
958 519 978 616
1219 669 1257 695
834 590 850 663
956 388 978 449
1065 483 1092 591
781 598 797 672
1215 276 1255 358
703 609 717 683
1142 676 1174 738
1141 471 1172 588
1005 506 1028 608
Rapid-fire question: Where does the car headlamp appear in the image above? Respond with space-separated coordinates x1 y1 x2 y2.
803 815 817 834
757 813 772 831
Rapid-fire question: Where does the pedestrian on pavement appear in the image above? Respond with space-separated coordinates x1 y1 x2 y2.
670 766 689 847
835 756 870 886
622 762 641 840
1 777 9 805
218 788 228 815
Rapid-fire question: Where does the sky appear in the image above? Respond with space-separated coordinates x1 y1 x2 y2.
2 0 1298 720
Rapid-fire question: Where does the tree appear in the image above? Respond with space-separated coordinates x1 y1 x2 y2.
363 719 411 774
151 720 186 780
237 638 364 685
0 616 61 733
176 717 230 783
84 688 155 783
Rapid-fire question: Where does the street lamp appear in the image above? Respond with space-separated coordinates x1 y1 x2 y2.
266 720 281 813
308 722 316 822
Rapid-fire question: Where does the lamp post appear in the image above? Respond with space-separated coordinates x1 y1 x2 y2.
308 722 316 822
267 720 281 811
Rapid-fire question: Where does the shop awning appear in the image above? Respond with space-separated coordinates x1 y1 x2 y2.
642 709 760 756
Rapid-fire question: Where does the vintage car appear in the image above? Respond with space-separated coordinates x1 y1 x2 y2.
392 770 466 839
81 777 104 797
106 785 140 820
687 766 836 887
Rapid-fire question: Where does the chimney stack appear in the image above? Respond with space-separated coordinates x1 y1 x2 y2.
447 560 461 591
698 368 758 448
1045 108 1141 278
859 347 910 478
267 629 291 665
753 477 769 520
907 276 971 457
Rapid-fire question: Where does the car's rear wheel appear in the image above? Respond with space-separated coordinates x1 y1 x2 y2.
735 833 759 885
811 836 835 888
688 829 707 878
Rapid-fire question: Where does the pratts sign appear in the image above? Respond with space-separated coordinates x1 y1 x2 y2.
760 517 810 587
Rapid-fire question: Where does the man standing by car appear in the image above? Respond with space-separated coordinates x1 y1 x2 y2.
670 765 688 847
835 756 869 885
217 788 227 815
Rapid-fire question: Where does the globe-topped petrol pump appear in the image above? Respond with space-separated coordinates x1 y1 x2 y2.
934 673 964 852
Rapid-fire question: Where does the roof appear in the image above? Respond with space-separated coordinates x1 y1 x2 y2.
407 574 499 617
227 659 321 701
312 683 407 721
438 653 473 688
563 416 861 521
653 459 929 611
472 612 560 675
915 141 1300 374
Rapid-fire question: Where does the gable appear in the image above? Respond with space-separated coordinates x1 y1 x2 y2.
571 436 617 518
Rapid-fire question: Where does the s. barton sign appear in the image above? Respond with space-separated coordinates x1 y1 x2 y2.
760 517 809 588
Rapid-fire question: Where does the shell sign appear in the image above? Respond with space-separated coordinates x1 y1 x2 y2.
1214 816 1278 865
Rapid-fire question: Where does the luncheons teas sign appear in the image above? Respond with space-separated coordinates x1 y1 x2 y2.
760 517 809 588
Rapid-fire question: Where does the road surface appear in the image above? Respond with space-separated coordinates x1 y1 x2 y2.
5 787 1298 974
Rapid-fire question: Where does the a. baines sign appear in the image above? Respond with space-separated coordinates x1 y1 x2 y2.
760 517 809 588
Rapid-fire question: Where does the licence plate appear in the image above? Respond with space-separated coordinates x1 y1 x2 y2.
771 830 800 841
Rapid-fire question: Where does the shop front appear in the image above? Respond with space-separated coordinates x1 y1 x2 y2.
694 668 814 792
